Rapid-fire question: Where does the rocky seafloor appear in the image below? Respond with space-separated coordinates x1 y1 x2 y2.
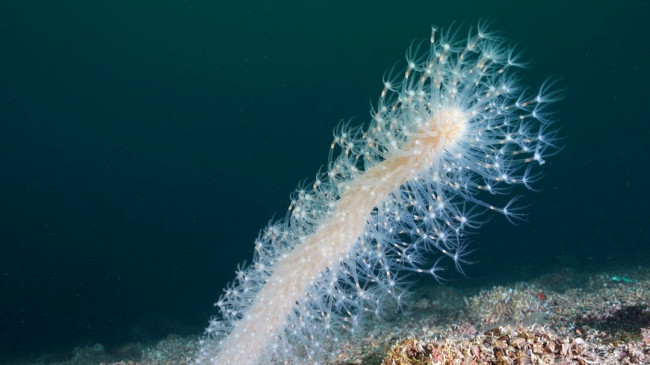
6 266 650 365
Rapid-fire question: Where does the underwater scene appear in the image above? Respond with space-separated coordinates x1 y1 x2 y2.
1 1 648 364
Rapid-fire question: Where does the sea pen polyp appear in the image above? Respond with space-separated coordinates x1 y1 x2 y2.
195 23 560 365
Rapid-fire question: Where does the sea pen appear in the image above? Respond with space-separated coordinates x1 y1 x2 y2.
196 23 560 364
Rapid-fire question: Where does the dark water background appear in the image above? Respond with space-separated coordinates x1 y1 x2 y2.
1 0 648 362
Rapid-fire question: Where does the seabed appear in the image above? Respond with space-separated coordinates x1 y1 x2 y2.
4 266 650 365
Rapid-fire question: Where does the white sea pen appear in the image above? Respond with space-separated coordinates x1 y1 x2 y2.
195 22 560 365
